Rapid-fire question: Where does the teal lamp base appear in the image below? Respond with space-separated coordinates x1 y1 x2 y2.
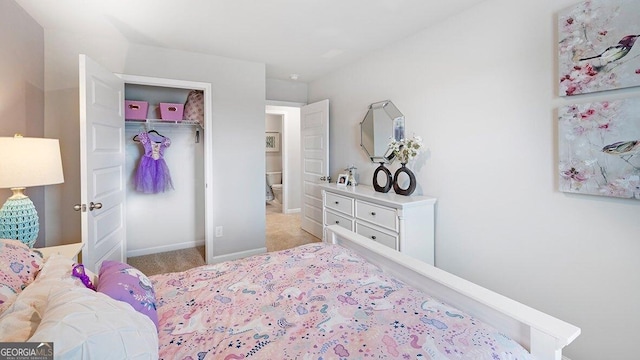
0 188 39 248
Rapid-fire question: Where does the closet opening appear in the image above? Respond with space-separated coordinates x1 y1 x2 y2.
120 78 212 274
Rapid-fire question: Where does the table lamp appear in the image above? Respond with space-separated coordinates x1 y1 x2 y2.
0 135 64 247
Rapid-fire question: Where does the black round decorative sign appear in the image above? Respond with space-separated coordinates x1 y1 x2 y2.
393 163 416 196
373 163 393 193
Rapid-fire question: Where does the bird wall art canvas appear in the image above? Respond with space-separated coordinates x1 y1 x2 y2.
558 0 640 96
559 98 640 199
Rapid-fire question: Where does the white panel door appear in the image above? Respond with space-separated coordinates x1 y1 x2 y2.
300 99 329 238
79 54 126 272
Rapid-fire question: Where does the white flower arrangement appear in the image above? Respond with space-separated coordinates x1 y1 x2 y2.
389 135 423 164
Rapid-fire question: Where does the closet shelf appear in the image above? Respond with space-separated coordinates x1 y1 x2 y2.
125 119 203 128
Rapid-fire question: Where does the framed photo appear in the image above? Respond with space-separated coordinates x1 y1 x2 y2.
265 132 280 152
337 173 348 187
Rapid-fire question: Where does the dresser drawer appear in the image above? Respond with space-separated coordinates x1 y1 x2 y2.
324 210 354 231
355 200 397 231
355 222 398 250
325 192 354 216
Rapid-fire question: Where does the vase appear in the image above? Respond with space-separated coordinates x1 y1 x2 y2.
393 163 416 196
373 162 393 193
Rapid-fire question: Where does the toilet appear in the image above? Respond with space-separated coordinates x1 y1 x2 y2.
266 172 283 204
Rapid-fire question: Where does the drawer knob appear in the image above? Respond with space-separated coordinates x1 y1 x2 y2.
371 236 377 240
335 220 340 224
370 212 376 216
335 201 339 205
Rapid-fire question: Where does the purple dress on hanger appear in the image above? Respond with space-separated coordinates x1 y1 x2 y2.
135 131 174 193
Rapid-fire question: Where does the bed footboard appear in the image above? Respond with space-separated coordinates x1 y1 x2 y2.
325 225 580 360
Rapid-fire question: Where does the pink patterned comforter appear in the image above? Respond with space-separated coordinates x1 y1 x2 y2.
151 243 534 359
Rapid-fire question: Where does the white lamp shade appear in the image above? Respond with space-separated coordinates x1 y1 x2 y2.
0 136 64 188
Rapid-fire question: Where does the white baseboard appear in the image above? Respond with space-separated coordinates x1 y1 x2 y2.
127 241 267 265
563 356 572 360
127 239 205 258
210 247 267 263
285 208 301 214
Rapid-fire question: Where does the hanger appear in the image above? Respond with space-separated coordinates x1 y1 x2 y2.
132 129 166 142
148 129 165 138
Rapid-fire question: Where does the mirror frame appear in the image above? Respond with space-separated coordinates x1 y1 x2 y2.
360 100 405 164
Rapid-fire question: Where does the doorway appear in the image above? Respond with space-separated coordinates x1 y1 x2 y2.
265 104 302 214
265 113 284 214
264 104 319 251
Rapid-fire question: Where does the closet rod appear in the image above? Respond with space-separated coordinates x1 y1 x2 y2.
126 120 202 143
125 119 203 127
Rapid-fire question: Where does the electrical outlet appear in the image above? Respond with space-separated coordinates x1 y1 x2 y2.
215 226 223 237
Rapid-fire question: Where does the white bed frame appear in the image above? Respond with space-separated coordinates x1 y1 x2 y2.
325 225 580 360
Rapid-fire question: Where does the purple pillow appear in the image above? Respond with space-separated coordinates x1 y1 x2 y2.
97 260 158 329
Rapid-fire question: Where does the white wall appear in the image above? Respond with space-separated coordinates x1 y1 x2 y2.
308 0 640 359
266 78 308 104
42 29 267 260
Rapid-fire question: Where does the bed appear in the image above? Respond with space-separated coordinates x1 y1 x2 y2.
0 226 579 359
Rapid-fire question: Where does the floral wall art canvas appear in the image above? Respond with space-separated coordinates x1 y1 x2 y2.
558 0 640 96
559 98 640 199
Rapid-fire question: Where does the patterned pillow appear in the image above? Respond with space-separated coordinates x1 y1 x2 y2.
97 260 158 329
0 239 43 313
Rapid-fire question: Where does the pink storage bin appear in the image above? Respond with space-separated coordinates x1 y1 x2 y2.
125 100 149 120
159 103 184 121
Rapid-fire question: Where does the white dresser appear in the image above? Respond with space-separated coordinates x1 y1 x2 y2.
320 184 437 265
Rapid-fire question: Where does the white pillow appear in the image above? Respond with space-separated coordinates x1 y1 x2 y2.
29 286 158 359
0 255 81 341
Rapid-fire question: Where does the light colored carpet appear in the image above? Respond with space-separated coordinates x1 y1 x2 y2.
128 246 206 276
265 204 320 252
128 208 320 276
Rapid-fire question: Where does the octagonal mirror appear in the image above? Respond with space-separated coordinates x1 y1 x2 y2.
360 100 405 163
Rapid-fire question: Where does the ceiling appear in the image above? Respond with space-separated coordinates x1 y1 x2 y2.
16 0 484 82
